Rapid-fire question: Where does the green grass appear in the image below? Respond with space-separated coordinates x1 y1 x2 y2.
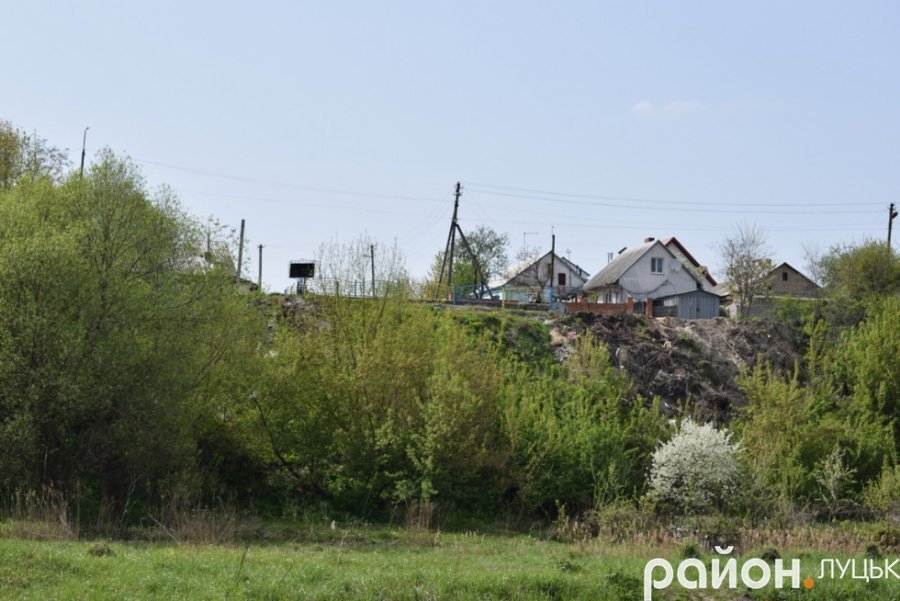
0 526 899 599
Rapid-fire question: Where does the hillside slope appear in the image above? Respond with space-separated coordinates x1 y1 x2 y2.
550 313 800 421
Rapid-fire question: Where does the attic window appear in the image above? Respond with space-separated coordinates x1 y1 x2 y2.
651 257 664 274
782 271 788 281
557 273 566 286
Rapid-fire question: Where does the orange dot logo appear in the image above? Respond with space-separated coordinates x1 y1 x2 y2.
803 577 815 589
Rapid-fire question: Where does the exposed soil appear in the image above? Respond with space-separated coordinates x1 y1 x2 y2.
551 313 800 422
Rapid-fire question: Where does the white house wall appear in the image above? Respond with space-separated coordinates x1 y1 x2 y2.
665 245 714 291
507 254 587 289
615 245 701 301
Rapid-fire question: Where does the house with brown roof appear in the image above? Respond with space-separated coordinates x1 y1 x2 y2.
714 261 820 318
767 262 820 298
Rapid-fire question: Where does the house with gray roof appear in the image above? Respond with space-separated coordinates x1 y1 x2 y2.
581 237 706 303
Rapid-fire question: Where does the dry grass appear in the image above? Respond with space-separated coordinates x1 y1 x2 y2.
1 486 78 540
143 501 263 545
0 488 264 545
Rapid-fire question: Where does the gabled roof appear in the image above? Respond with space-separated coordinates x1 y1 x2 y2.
582 241 657 291
583 239 707 293
711 262 820 298
769 262 820 288
556 253 591 279
489 250 590 289
661 236 717 286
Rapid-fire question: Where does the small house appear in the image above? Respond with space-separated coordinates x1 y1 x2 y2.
489 251 590 302
581 238 706 302
715 262 820 318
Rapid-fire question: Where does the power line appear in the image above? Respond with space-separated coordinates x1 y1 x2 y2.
122 154 447 203
175 188 436 218
465 181 883 209
395 203 452 250
463 188 880 215
456 216 879 233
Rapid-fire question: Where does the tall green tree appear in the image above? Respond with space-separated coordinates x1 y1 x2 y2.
0 149 262 515
821 239 899 300
428 224 509 293
0 120 69 188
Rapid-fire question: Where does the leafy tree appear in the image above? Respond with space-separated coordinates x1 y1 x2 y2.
428 224 509 293
831 297 900 443
820 239 899 303
0 149 263 516
717 223 773 319
0 120 70 188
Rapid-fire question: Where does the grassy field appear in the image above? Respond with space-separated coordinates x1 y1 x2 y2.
1 522 899 600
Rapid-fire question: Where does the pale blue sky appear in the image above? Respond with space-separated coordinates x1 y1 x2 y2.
4 1 897 290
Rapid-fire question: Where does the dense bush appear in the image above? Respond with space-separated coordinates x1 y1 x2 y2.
736 362 892 511
247 305 666 518
500 335 664 514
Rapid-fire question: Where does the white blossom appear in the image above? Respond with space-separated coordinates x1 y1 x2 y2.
649 419 740 512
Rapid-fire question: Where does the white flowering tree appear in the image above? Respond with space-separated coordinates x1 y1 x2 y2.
649 419 740 513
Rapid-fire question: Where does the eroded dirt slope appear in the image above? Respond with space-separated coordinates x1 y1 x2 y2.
550 313 800 421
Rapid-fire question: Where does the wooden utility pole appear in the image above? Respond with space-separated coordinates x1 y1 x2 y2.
550 232 556 301
79 127 89 179
434 182 492 301
437 183 462 299
889 202 898 250
236 219 245 284
257 244 263 290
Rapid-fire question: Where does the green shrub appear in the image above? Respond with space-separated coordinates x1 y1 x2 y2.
862 464 900 522
501 335 664 514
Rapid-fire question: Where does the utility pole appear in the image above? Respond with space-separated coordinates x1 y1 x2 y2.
79 127 89 179
435 182 490 301
257 244 263 291
889 203 898 249
236 219 245 284
437 182 462 300
550 232 556 302
369 244 376 297
447 182 461 296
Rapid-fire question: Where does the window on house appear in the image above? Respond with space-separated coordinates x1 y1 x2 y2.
557 273 566 286
782 271 788 281
651 257 664 273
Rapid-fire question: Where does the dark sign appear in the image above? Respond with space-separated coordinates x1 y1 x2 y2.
289 262 315 279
